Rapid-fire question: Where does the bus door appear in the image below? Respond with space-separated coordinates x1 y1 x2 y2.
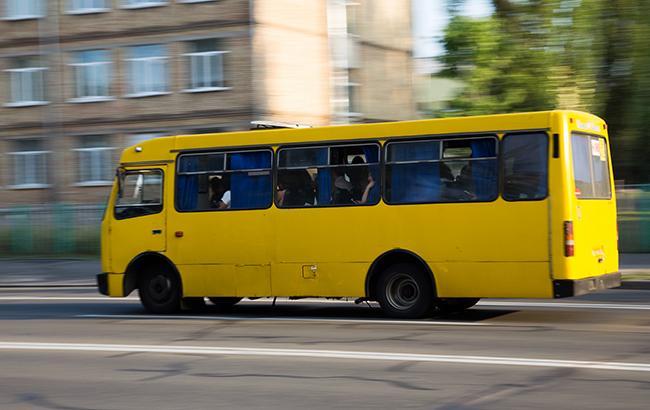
569 133 617 276
111 167 166 270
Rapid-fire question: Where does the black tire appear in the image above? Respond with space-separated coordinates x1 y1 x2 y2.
436 298 480 315
208 297 242 310
182 297 206 311
375 263 434 319
138 263 181 314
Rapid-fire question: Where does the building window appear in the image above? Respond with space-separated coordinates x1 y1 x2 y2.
184 39 228 92
5 57 47 107
68 0 109 14
5 0 43 20
70 50 111 102
121 0 168 9
126 45 168 97
74 136 114 185
8 140 49 188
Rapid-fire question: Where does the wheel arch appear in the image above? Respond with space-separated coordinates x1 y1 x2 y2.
124 252 182 296
365 249 437 300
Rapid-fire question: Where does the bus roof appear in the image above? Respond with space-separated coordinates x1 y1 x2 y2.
119 110 606 165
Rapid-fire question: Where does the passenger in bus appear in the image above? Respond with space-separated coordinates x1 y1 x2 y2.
332 167 354 204
209 177 231 209
349 156 376 204
278 170 315 206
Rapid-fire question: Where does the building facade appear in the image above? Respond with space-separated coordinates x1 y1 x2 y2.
0 0 415 206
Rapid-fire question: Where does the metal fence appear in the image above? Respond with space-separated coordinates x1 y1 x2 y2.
0 204 104 257
0 186 649 256
616 184 650 253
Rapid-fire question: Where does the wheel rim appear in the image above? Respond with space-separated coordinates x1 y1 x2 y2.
385 273 420 310
147 272 173 304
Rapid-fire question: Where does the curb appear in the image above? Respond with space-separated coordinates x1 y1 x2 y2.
0 283 95 289
618 281 650 291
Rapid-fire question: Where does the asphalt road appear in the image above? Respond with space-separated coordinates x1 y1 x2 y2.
0 288 649 409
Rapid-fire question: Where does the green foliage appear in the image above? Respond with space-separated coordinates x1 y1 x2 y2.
439 0 650 182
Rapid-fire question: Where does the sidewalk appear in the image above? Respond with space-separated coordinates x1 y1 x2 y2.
0 255 648 288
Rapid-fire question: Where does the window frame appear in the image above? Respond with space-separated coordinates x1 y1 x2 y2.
66 0 110 14
114 168 164 220
500 132 550 202
124 44 169 98
7 149 50 189
5 64 48 107
73 145 115 186
4 0 44 20
68 50 113 102
183 49 230 93
275 141 382 209
383 134 499 206
570 132 612 200
120 0 168 10
175 147 274 213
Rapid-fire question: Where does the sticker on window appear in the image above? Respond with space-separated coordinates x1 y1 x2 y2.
591 139 601 157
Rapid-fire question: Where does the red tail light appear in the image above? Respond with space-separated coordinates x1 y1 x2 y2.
564 221 574 257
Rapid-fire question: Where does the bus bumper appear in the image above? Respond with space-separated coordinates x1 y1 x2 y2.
96 272 126 297
553 272 621 298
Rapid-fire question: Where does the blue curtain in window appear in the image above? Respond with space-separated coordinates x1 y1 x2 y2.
362 146 380 203
389 143 440 203
176 157 199 211
316 149 331 205
470 139 497 200
230 152 272 209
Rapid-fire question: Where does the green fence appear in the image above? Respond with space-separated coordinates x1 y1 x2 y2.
0 187 649 256
617 184 650 253
0 204 104 257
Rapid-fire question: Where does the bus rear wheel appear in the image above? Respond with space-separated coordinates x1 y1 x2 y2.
138 264 181 314
376 263 434 319
436 298 480 315
208 297 242 310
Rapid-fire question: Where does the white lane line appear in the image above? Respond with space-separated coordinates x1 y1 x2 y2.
478 301 650 310
1 342 649 373
77 314 487 326
3 297 650 311
0 297 140 301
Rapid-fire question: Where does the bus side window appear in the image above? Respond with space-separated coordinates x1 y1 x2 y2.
176 150 272 211
276 143 380 208
502 133 549 201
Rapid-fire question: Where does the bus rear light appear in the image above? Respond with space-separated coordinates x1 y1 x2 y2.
564 221 574 257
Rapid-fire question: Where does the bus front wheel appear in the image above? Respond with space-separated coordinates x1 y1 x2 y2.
376 263 434 319
138 264 181 314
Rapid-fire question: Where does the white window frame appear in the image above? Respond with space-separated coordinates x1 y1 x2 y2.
5 66 48 107
69 53 113 103
8 150 50 189
178 0 216 3
4 0 44 20
125 48 169 98
121 0 168 10
183 50 230 93
74 146 115 186
66 0 110 15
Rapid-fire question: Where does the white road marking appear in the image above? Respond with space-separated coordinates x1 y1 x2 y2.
0 341 649 373
0 296 139 301
77 314 487 326
1 296 650 311
477 301 650 310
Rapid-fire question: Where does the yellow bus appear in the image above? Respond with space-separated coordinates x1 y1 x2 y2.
97 110 620 318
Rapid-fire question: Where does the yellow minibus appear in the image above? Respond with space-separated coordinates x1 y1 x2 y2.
97 110 620 318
